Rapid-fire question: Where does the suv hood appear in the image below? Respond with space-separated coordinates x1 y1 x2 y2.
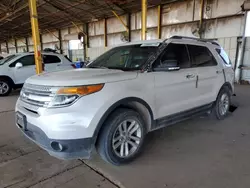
26 68 138 86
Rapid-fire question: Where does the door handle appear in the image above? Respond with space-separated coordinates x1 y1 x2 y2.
186 74 195 79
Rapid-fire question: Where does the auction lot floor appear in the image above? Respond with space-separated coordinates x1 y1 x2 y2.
1 85 250 188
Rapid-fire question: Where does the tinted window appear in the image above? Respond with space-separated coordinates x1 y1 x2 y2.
154 43 190 69
188 45 217 67
10 55 35 67
43 55 61 64
88 45 157 70
216 48 231 65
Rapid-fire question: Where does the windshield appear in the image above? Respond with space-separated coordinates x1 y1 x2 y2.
0 54 18 65
88 44 158 71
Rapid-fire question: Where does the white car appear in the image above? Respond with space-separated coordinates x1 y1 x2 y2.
15 36 234 165
0 52 74 96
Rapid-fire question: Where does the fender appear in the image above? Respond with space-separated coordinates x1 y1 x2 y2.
92 97 154 144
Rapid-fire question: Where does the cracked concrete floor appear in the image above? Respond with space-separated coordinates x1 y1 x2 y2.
1 86 250 188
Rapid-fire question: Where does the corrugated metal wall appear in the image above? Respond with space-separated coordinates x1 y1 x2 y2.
0 0 246 66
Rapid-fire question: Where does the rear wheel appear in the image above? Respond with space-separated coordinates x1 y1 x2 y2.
213 87 231 120
0 79 12 96
97 108 146 165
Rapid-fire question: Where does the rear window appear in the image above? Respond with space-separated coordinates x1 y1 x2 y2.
216 48 231 65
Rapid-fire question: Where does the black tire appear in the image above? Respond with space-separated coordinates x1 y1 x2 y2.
97 108 146 165
213 87 231 120
0 78 12 96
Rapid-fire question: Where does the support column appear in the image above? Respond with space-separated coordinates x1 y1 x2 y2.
157 5 162 39
58 29 63 54
141 0 147 40
104 18 107 47
127 13 131 42
25 37 29 52
83 23 89 61
29 0 43 74
15 39 18 53
5 41 9 54
199 0 205 39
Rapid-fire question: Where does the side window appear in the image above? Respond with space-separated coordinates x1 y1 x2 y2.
43 55 61 64
154 43 190 69
9 55 35 67
188 45 217 67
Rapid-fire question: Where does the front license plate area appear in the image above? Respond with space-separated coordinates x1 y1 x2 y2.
16 112 27 131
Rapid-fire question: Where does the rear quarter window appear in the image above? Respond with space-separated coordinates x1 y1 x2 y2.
216 48 231 65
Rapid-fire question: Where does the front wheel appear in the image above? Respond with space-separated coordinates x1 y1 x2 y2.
0 79 12 96
97 108 146 165
213 87 231 120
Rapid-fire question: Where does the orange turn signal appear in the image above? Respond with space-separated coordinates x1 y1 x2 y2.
57 84 104 96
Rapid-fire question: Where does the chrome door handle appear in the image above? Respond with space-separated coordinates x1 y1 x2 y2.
186 74 195 79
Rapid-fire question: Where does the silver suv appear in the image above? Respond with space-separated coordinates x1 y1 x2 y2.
15 36 234 165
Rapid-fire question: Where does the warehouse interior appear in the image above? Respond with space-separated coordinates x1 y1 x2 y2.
1 0 250 188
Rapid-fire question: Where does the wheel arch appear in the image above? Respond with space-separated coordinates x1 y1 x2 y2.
219 82 233 95
0 75 14 87
93 97 155 145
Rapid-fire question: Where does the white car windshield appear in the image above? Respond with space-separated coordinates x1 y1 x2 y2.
88 44 159 71
0 54 19 65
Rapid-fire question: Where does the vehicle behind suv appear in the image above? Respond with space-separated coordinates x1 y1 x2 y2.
15 36 234 165
0 52 74 96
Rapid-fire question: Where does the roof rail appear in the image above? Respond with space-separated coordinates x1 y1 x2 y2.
170 35 220 46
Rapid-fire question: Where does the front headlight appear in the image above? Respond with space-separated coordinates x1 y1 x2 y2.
48 84 104 108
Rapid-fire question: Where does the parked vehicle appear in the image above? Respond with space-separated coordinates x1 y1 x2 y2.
15 36 234 165
0 52 74 96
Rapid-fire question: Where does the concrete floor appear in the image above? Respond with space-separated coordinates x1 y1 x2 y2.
1 85 250 188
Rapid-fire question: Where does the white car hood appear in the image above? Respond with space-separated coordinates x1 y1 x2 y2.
26 68 138 86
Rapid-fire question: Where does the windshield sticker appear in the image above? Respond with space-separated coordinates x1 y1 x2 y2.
140 43 160 47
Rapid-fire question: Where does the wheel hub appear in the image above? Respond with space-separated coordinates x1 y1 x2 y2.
112 119 142 158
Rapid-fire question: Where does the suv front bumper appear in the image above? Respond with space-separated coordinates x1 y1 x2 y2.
17 118 94 160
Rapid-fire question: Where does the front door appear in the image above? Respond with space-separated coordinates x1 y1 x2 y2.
153 43 200 119
11 55 36 84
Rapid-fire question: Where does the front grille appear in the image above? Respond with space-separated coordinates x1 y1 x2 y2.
20 83 57 108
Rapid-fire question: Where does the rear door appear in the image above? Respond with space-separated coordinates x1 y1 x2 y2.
153 43 200 119
43 54 62 72
10 55 36 84
188 44 225 106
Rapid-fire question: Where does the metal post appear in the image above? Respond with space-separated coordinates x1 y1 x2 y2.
15 39 18 53
199 0 205 39
157 5 162 39
236 11 248 83
29 0 43 74
127 13 131 42
141 0 147 40
5 41 9 54
25 37 29 52
58 29 63 54
104 18 107 47
83 23 89 61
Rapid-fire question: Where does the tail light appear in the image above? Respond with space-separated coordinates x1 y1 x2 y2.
71 64 76 68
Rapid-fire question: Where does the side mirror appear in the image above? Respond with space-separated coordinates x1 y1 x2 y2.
153 60 180 72
15 62 23 69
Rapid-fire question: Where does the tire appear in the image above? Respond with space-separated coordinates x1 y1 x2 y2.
213 87 231 120
0 78 12 96
97 108 146 165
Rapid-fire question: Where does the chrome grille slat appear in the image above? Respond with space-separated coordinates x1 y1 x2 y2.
20 84 57 108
